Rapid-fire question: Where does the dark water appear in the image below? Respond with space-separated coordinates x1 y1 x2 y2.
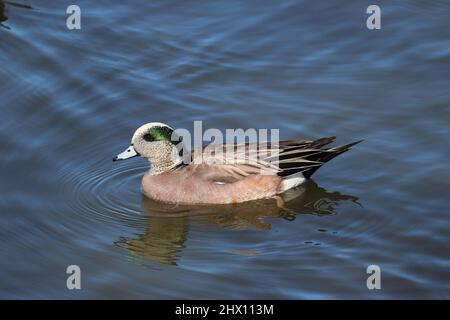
1 0 449 299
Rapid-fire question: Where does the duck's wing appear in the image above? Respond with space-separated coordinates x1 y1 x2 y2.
190 137 362 179
190 141 280 176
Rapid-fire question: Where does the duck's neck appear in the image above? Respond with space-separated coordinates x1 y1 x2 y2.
148 156 183 176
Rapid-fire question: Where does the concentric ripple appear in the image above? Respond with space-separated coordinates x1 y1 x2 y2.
55 138 150 228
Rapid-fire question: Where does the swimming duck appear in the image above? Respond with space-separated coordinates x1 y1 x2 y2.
113 122 362 205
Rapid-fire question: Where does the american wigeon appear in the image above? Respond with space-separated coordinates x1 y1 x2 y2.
113 123 362 205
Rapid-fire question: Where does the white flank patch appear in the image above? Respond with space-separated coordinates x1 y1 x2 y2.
280 173 306 192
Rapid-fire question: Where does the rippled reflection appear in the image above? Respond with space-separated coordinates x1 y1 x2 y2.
0 1 32 30
117 180 360 265
116 216 188 265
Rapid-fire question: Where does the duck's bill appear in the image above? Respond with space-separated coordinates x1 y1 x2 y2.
113 145 140 161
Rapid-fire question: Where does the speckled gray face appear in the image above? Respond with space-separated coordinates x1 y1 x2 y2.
113 122 181 166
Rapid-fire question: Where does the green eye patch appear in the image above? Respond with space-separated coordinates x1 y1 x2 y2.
146 126 180 144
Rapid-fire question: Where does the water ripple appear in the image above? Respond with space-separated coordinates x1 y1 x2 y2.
55 138 149 228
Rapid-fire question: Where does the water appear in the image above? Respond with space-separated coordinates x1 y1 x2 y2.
1 0 449 299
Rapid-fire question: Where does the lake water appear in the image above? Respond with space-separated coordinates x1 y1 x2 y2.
1 0 449 299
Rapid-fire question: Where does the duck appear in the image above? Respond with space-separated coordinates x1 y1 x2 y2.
113 122 362 205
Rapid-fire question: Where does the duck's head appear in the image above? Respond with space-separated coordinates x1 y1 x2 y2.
113 122 183 171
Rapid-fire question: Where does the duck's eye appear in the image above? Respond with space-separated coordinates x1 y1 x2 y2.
143 133 154 142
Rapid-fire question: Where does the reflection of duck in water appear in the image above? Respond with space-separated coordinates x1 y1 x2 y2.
116 216 188 265
116 180 360 265
0 1 32 30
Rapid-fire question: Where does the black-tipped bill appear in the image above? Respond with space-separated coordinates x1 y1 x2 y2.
113 145 139 161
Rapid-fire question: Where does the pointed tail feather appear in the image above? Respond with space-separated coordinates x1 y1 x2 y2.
275 138 363 178
302 139 364 179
